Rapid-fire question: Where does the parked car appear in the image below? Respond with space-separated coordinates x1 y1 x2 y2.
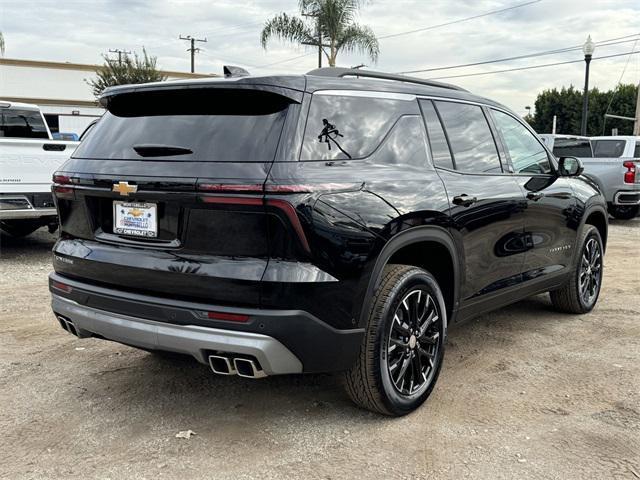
49 68 608 415
0 101 79 237
540 134 640 220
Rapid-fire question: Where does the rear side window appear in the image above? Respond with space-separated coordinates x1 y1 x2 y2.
301 93 417 161
552 138 593 158
73 89 292 162
634 143 640 158
434 101 502 174
420 100 454 170
0 109 49 138
592 139 626 158
491 109 551 174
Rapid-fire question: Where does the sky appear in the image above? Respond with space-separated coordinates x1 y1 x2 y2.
1 0 639 113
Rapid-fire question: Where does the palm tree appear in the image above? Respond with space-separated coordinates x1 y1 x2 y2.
0 32 5 56
260 0 379 68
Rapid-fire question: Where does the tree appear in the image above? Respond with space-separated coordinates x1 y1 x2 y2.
260 0 379 67
527 84 638 136
86 48 167 98
0 32 5 56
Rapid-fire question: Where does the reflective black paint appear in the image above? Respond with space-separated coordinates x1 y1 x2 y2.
51 74 607 371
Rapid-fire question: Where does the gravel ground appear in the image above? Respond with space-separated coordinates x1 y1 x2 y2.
1 220 639 480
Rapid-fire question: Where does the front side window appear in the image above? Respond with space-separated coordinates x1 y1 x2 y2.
301 93 417 161
0 109 49 138
592 139 626 158
491 109 551 174
434 101 502 174
552 138 593 158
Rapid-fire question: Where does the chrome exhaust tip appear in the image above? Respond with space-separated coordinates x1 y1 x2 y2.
57 315 79 337
233 358 267 379
208 355 237 375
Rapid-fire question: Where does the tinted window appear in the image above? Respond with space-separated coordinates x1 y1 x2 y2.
420 100 454 170
0 109 49 138
434 101 502 173
301 93 415 161
370 115 428 167
634 143 640 158
492 110 551 174
592 139 626 158
73 89 290 162
552 138 593 158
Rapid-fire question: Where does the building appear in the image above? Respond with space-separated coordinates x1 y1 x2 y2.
0 57 214 136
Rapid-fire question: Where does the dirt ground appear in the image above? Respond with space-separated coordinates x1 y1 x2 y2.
1 219 639 480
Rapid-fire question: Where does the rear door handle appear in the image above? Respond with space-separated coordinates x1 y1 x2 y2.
452 194 478 207
526 192 545 201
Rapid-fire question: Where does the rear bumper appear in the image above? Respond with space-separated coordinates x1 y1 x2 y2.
52 294 303 375
0 194 56 220
49 272 364 373
613 190 640 205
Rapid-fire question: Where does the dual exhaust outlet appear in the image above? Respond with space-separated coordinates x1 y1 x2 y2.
208 354 267 379
57 314 80 337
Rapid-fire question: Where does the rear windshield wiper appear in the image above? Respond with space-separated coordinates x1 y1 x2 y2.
133 144 193 157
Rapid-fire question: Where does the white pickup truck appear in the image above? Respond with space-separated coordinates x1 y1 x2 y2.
0 101 79 237
540 134 640 220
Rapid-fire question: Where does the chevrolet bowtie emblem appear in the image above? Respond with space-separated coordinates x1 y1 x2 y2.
112 181 137 196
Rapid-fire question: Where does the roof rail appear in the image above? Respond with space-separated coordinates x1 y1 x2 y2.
306 67 467 92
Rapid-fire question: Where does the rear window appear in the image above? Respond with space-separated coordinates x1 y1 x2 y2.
73 89 292 162
592 139 626 158
0 109 49 139
552 138 593 157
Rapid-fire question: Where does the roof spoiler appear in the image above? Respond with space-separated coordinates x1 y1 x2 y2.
224 65 250 78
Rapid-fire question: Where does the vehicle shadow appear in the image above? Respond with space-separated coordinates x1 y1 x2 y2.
66 293 566 429
0 228 57 258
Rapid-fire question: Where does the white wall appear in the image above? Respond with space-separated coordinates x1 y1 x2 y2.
1 64 96 103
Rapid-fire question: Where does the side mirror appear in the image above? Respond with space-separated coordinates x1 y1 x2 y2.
558 156 584 177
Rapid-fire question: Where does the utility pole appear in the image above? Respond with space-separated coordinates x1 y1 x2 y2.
634 80 640 136
108 48 131 65
302 11 325 68
179 35 207 73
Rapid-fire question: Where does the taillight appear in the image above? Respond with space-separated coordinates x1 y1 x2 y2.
207 311 250 323
623 161 636 184
53 174 71 184
51 280 73 293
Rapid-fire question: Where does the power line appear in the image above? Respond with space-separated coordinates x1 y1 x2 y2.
179 35 207 73
426 50 640 80
253 1 543 72
257 52 313 68
399 35 640 74
602 38 640 134
378 0 542 40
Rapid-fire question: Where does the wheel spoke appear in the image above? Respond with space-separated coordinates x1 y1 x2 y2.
419 331 440 345
392 314 411 335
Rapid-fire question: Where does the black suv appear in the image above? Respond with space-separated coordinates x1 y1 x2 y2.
50 68 607 415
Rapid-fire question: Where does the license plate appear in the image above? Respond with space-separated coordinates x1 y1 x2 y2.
113 202 158 238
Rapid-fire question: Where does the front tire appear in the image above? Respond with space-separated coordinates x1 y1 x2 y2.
344 265 446 416
608 205 639 220
550 225 604 314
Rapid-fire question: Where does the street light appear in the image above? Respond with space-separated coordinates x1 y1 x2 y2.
525 106 531 117
580 35 595 135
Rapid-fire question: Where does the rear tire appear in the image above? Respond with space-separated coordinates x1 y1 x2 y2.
344 265 446 416
0 219 43 238
608 205 639 220
550 225 603 314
